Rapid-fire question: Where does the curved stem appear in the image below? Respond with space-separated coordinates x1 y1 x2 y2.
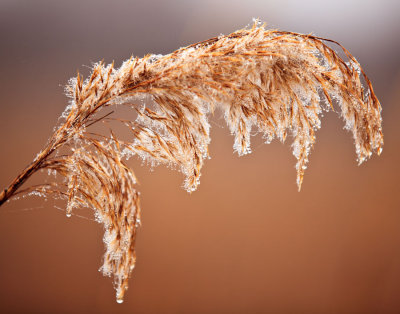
0 146 54 206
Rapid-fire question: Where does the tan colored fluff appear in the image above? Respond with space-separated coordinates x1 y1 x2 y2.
0 21 383 302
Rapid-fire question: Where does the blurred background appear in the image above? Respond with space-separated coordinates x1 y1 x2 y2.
0 0 399 313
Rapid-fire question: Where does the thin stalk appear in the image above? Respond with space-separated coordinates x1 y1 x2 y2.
0 145 55 206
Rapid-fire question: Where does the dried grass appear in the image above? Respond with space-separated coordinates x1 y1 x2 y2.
0 21 383 302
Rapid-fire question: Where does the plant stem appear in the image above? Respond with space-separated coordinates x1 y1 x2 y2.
0 146 53 206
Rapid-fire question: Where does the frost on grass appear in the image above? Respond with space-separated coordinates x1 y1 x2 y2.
1 21 383 302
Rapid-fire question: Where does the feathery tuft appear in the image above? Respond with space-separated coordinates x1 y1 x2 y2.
0 21 383 302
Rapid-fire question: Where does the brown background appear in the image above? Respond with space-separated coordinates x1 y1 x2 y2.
1 0 400 313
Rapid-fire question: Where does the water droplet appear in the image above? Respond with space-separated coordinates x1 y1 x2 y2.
116 298 124 304
66 213 72 218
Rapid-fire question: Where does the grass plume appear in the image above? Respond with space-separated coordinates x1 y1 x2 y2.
0 20 383 302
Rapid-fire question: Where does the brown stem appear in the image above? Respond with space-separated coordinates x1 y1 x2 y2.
0 146 54 206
